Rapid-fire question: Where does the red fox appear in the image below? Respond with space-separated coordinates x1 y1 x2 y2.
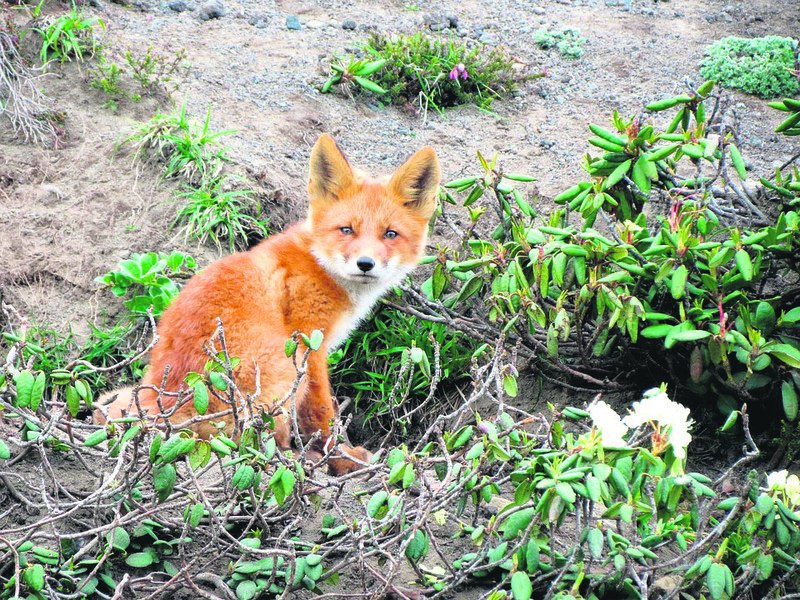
97 134 440 474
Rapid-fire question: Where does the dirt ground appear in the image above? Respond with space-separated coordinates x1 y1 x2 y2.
2 0 799 336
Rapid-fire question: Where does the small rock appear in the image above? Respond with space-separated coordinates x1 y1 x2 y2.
87 0 101 7
248 14 269 26
306 19 324 29
286 15 302 30
198 0 224 20
478 32 495 44
429 22 447 31
539 139 555 149
446 14 459 28
342 19 356 30
169 0 188 12
532 6 545 14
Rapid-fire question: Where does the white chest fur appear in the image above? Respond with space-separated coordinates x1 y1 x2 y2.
326 280 395 349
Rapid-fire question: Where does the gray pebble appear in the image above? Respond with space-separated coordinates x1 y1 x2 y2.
286 15 302 30
198 0 224 20
342 19 357 30
532 6 545 14
169 0 188 11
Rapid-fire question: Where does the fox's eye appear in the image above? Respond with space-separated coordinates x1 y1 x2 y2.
384 229 398 239
339 226 354 235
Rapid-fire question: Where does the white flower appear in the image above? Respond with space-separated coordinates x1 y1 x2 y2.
786 474 800 508
623 388 693 460
766 470 789 492
588 400 629 447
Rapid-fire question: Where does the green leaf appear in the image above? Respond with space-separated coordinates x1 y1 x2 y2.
503 374 518 398
405 530 429 563
84 429 108 447
768 344 800 368
153 463 177 502
353 76 386 94
670 265 688 299
126 551 155 568
0 439 10 460
106 527 130 551
729 144 747 180
670 330 712 343
193 382 209 415
781 381 798 421
706 563 728 600
65 385 81 417
23 564 45 592
308 329 324 351
735 249 753 282
510 571 532 600
236 580 257 600
284 338 298 357
13 370 34 408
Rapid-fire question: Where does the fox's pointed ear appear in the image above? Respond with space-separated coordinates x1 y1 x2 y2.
389 147 441 216
308 134 354 202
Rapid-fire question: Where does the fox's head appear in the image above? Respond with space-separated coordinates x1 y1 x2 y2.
306 134 440 291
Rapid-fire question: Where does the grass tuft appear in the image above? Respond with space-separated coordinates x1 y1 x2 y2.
174 177 269 252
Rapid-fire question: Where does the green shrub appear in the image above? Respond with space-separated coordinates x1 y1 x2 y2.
323 32 528 114
700 36 799 98
174 177 268 252
418 83 800 426
533 27 586 59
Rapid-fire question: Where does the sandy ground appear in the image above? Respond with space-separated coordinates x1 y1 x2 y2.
1 0 798 335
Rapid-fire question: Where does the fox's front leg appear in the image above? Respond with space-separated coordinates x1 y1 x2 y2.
298 353 371 474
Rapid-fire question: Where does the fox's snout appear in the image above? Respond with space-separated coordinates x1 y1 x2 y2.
356 256 375 272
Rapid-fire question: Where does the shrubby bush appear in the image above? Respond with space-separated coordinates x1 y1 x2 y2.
700 36 799 98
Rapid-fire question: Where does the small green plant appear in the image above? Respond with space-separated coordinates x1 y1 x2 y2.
97 250 197 317
123 101 234 184
533 27 586 59
321 57 387 95
37 3 104 63
175 177 268 252
323 32 528 114
330 304 475 432
700 36 799 98
125 45 187 99
89 56 124 110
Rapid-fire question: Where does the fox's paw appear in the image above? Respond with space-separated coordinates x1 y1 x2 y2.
327 445 372 475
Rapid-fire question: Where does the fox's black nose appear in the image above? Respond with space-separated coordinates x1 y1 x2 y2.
356 257 375 273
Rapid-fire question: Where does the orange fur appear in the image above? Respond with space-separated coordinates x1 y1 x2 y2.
97 134 440 474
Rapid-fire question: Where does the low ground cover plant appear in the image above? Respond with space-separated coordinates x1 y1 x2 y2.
533 27 587 59
700 36 800 98
96 250 197 317
323 31 527 114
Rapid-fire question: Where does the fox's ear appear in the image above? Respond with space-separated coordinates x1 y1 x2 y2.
308 134 354 202
389 147 441 215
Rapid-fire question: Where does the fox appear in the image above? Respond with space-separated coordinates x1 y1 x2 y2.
97 133 441 474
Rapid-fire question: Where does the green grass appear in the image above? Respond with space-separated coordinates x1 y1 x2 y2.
175 177 269 252
700 36 799 98
330 304 476 433
123 101 233 185
325 31 526 114
37 2 104 63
